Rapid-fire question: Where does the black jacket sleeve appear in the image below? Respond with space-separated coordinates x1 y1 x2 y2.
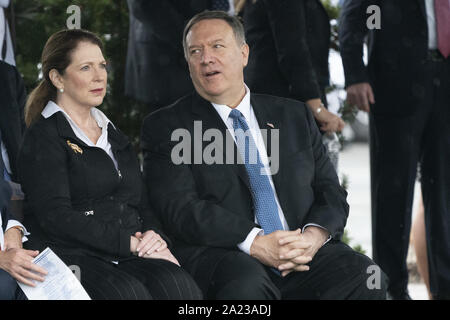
139 181 173 248
300 102 349 239
338 0 373 87
0 177 12 227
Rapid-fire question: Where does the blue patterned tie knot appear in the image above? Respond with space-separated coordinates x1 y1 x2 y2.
228 109 283 235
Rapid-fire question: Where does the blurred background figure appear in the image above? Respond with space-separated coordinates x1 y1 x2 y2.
125 0 235 114
239 0 345 170
339 0 450 299
0 57 26 222
0 58 36 300
0 0 15 66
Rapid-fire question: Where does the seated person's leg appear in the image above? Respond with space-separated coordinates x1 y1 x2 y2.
275 241 388 300
0 269 20 300
117 258 203 300
185 248 281 300
59 255 152 300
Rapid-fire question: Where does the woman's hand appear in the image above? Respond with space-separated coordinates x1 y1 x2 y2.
142 247 181 266
134 230 168 257
306 98 345 133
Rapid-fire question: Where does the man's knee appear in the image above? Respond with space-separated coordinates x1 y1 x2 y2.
215 275 280 300
209 251 280 299
348 254 389 300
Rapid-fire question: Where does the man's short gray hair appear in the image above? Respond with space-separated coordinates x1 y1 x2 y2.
182 10 246 59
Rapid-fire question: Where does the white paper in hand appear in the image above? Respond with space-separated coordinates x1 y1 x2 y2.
17 247 91 300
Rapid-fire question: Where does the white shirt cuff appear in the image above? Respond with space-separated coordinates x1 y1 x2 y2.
302 223 332 246
237 227 264 255
5 219 30 243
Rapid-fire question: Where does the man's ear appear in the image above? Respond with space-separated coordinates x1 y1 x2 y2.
241 43 250 67
48 69 64 91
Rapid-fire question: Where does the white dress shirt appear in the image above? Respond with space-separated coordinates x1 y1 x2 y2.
211 85 330 255
425 0 438 50
41 101 118 170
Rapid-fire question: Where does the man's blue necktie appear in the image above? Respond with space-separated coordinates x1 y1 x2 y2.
229 109 283 235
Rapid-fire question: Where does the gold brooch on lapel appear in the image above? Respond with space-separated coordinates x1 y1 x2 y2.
67 140 83 154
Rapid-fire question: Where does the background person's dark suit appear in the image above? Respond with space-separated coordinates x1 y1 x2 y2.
0 174 17 300
18 112 201 299
0 60 26 182
125 0 210 112
339 0 450 298
0 139 22 300
243 0 331 104
142 91 386 299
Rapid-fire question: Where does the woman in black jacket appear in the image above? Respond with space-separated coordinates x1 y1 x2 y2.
17 29 202 300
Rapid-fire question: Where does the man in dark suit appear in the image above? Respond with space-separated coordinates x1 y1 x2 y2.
0 132 46 300
0 59 43 300
339 0 450 299
0 59 26 223
142 10 387 299
125 0 234 113
243 0 344 133
0 60 25 181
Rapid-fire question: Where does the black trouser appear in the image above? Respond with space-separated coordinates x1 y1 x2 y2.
183 241 387 300
59 255 202 300
370 54 450 298
0 269 26 300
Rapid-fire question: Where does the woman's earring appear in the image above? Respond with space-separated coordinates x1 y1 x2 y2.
59 88 64 93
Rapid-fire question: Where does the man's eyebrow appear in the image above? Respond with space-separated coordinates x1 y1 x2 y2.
188 38 225 47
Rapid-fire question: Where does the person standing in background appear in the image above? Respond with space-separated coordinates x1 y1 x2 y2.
125 0 235 114
0 57 26 223
241 0 345 135
339 0 450 299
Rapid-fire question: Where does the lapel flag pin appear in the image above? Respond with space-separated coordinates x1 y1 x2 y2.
266 122 274 128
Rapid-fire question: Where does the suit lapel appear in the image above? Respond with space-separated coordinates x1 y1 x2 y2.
191 92 251 191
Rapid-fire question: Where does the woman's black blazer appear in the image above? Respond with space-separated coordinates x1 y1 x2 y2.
18 111 169 262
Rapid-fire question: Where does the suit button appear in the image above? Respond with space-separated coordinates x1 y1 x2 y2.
109 196 114 201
